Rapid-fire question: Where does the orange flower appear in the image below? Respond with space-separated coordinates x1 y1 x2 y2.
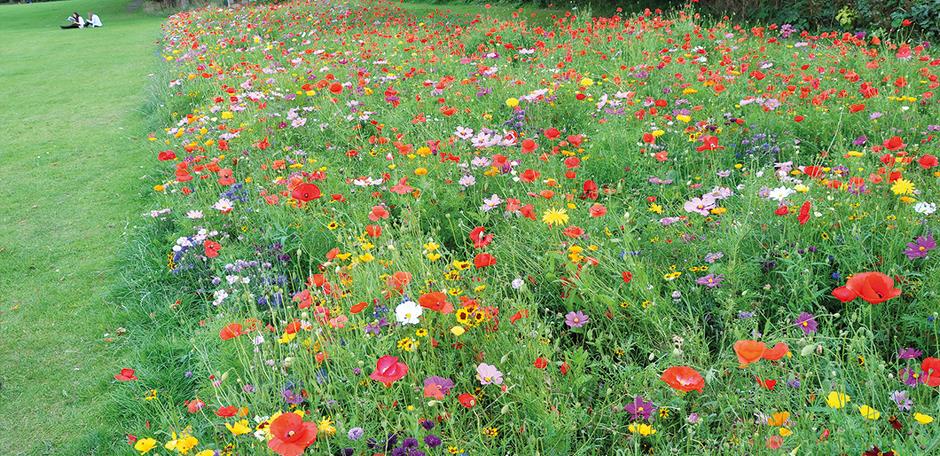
762 342 790 361
660 366 705 392
734 340 766 367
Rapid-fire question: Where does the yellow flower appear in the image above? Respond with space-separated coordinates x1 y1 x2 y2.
628 422 656 436
913 412 934 424
318 416 336 436
676 114 691 123
195 451 216 456
858 405 880 420
580 77 594 87
891 178 915 196
415 167 428 176
505 97 519 108
542 207 569 226
164 432 198 454
226 419 251 436
450 325 465 336
134 438 158 454
825 391 850 409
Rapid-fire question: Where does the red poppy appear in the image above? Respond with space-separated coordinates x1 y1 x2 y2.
544 127 561 140
469 226 493 248
350 302 369 314
562 225 584 238
621 271 633 284
418 292 454 314
368 205 389 221
204 240 221 258
291 183 321 202
918 154 938 169
588 203 607 217
369 355 408 387
883 136 905 151
216 405 238 417
114 368 138 381
521 138 538 153
268 412 318 456
365 225 382 238
219 323 243 341
922 357 940 387
798 201 811 225
386 271 412 292
834 272 901 304
158 150 177 161
458 392 477 408
473 252 496 268
533 357 548 369
660 366 705 392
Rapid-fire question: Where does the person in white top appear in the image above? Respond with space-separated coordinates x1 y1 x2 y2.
87 12 102 28
61 12 86 29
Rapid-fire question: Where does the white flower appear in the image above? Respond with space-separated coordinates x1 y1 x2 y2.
767 186 795 202
914 202 936 215
395 300 423 325
186 210 204 219
212 198 234 213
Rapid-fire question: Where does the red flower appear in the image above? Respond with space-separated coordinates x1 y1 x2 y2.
158 150 177 161
918 154 938 169
660 366 705 392
268 412 318 456
216 405 238 417
533 357 548 369
114 368 138 381
204 240 221 258
621 271 633 284
219 323 243 340
386 271 412 292
291 183 321 202
562 225 584 238
544 127 561 140
365 225 382 238
469 226 493 248
473 252 496 268
798 201 811 225
418 292 454 314
922 357 940 387
368 205 390 221
835 272 901 304
458 393 477 408
521 138 538 153
369 355 408 387
883 136 905 151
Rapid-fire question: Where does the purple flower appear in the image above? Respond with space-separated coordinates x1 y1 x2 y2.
476 363 503 385
696 274 724 288
423 376 455 395
565 310 589 328
793 312 818 335
899 367 924 387
904 234 936 260
624 396 657 421
898 347 923 360
424 435 442 448
348 427 365 441
890 390 913 411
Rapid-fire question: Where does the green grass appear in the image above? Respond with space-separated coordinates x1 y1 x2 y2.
0 1 165 453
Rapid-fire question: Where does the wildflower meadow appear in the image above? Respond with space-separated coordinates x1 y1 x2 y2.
102 0 940 454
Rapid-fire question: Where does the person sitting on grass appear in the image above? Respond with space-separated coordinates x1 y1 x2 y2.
61 12 85 29
87 11 102 28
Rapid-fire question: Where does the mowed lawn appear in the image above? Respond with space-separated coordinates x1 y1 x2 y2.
0 1 164 453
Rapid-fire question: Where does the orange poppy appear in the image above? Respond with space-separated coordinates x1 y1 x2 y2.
762 342 790 361
734 340 767 367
